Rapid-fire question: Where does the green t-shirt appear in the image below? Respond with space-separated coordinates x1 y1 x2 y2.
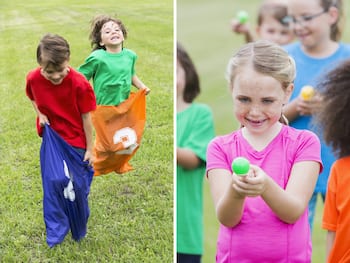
176 103 215 255
78 48 137 105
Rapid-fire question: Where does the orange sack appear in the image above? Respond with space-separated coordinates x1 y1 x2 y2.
91 89 146 176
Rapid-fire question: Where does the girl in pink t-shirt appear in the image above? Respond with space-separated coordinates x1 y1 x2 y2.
206 40 322 262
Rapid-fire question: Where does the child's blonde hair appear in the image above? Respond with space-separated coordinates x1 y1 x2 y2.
226 40 295 125
226 40 296 91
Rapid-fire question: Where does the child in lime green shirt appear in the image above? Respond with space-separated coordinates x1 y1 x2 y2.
79 15 150 106
177 42 215 262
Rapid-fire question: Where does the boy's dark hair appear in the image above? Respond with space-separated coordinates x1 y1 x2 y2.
316 58 350 158
36 33 70 69
177 42 200 103
89 15 127 51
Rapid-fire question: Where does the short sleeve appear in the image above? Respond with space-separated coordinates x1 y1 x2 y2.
322 163 338 231
186 107 215 161
294 130 323 174
206 136 232 175
78 55 97 81
25 70 35 101
177 104 215 163
76 75 96 114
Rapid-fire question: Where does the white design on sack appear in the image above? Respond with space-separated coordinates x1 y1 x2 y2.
113 127 138 155
63 160 75 201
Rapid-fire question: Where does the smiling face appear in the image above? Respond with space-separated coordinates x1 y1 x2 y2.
286 0 334 50
100 21 125 51
40 61 69 85
232 66 291 135
257 15 294 45
36 34 70 85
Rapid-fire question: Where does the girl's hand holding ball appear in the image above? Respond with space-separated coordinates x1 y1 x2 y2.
232 157 250 176
300 85 315 100
236 10 249 24
231 158 269 197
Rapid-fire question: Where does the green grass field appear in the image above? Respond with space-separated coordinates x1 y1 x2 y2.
178 0 350 262
0 1 173 261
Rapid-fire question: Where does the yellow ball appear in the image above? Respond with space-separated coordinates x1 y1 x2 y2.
300 85 315 100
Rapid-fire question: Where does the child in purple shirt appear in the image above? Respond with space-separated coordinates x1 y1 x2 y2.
206 40 322 262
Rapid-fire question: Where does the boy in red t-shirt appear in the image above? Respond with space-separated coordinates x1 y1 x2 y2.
25 33 96 247
26 33 96 162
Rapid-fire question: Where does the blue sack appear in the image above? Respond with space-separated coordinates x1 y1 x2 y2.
40 124 94 247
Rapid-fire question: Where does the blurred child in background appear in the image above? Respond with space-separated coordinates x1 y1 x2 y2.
231 2 294 45
282 0 350 232
177 42 215 263
315 58 350 263
206 40 321 262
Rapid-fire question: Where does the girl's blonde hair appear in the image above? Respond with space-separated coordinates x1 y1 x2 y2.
226 40 296 91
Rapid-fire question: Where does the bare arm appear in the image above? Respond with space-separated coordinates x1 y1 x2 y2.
82 112 94 165
284 95 323 123
230 19 255 43
177 147 201 170
208 160 319 226
208 168 245 227
30 100 49 126
236 161 320 224
132 75 150 94
326 230 335 261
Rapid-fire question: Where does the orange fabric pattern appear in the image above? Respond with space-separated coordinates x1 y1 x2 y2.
91 89 146 176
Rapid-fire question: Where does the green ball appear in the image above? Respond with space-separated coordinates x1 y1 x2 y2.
237 10 249 24
232 157 250 176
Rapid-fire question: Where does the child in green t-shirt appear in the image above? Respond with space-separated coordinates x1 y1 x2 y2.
176 42 215 262
78 15 150 176
78 15 150 106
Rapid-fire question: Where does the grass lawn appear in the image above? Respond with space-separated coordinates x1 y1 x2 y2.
178 0 350 262
0 0 173 261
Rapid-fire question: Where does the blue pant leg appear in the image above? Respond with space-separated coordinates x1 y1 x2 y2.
43 182 70 248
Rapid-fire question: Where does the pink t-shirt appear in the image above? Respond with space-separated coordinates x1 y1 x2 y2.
206 125 322 263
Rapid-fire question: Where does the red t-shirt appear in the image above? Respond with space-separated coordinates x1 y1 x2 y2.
26 67 96 149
